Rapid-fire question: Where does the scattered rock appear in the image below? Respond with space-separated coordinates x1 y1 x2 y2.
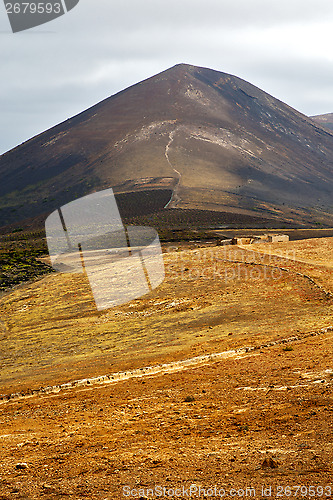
15 462 28 470
261 457 279 469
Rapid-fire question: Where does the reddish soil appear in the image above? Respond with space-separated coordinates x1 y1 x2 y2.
0 238 332 499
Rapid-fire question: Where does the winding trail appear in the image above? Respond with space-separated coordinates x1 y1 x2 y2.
164 130 182 208
0 325 332 405
217 255 333 300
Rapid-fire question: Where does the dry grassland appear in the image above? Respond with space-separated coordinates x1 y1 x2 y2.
0 238 332 498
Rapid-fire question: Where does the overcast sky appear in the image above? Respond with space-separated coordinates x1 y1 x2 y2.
1 0 333 155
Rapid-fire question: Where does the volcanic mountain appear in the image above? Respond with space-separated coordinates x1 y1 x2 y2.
312 113 333 132
1 63 333 230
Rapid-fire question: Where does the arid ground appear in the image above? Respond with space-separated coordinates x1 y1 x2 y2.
0 237 332 499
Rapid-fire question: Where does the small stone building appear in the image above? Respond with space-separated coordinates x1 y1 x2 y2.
231 234 289 245
266 234 289 243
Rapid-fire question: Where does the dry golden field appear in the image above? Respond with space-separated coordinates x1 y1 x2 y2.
0 237 332 499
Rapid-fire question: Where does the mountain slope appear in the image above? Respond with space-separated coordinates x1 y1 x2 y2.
1 63 333 229
311 113 333 131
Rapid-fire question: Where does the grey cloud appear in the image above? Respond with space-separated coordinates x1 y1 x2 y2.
70 0 333 32
0 0 333 153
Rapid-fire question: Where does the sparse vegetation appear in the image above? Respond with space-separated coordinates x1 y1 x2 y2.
0 249 53 291
0 230 52 291
183 395 195 403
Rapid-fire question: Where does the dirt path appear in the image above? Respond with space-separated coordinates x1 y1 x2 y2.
164 129 182 207
1 324 331 404
217 251 333 299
